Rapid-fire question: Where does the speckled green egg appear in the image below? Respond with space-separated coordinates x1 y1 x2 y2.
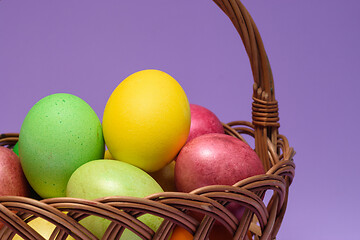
19 93 104 198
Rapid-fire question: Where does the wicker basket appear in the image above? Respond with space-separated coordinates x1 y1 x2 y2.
0 0 295 239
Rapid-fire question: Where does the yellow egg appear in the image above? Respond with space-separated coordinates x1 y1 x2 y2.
13 216 74 240
104 149 114 159
102 69 190 172
149 160 177 192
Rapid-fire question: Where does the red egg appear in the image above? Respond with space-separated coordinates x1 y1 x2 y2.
0 146 30 197
175 133 264 193
187 104 224 143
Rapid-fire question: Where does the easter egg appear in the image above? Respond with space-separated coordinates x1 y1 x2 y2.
102 69 191 172
149 160 177 192
19 93 104 198
170 226 193 240
12 142 19 156
187 103 224 143
103 149 114 159
0 146 30 197
13 216 74 240
66 159 164 239
175 133 264 193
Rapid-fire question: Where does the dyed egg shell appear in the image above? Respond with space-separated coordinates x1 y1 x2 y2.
12 142 19 156
13 216 74 240
66 159 164 239
19 93 104 198
102 69 190 172
169 226 193 240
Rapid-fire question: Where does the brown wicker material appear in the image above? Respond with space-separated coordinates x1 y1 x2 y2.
0 0 295 239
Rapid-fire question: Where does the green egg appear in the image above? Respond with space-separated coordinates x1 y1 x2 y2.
13 142 19 156
66 160 164 239
19 93 104 198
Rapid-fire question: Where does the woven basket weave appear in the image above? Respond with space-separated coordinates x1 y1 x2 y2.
0 0 295 239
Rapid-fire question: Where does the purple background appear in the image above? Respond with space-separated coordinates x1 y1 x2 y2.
1 0 359 239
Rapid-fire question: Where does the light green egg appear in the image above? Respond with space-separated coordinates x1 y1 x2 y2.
19 93 104 198
66 159 164 239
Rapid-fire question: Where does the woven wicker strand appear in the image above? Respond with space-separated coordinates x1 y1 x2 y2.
0 0 295 239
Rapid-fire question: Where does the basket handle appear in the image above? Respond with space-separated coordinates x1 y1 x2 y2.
213 0 279 171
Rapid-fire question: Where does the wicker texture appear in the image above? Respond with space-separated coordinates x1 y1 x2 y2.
0 0 295 239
